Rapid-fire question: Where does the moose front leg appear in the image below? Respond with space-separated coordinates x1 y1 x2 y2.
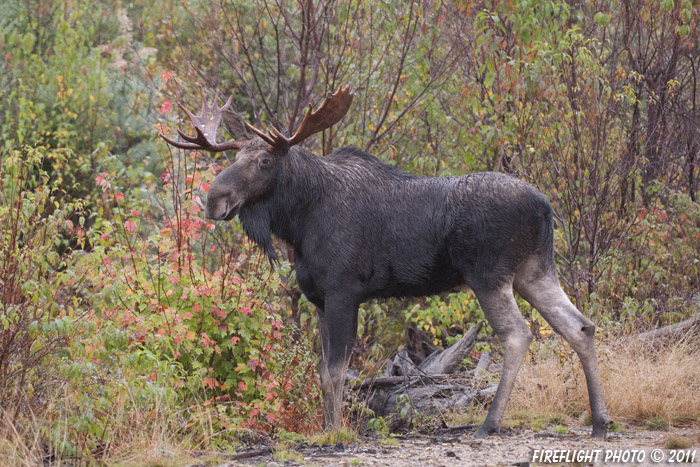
317 298 358 429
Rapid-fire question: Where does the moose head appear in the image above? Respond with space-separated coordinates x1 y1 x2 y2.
160 86 353 222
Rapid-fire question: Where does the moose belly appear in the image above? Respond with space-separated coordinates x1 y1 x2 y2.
368 250 465 299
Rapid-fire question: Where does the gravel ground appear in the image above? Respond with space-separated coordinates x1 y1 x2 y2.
213 423 700 467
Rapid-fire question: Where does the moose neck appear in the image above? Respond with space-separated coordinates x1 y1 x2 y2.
271 147 326 245
239 146 325 262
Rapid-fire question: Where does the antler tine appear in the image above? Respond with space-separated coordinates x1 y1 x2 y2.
159 88 244 153
178 102 197 124
243 86 353 151
221 94 234 112
288 85 353 146
245 122 278 147
176 126 206 144
199 86 207 111
159 131 203 150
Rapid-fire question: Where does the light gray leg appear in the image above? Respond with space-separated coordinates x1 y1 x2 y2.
319 356 349 429
473 283 533 438
514 267 611 438
318 297 357 430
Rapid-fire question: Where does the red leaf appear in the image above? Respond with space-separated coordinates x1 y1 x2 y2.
211 307 226 318
160 99 172 114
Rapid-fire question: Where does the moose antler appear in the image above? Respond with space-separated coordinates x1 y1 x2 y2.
161 86 353 153
247 85 354 150
159 87 244 152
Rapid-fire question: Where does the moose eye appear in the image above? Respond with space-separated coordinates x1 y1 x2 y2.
259 158 271 168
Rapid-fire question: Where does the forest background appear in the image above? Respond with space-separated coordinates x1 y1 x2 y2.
1 0 699 464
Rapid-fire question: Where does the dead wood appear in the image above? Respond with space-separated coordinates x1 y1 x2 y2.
188 446 272 462
352 323 497 430
405 325 439 364
474 351 492 380
417 323 482 375
617 314 700 345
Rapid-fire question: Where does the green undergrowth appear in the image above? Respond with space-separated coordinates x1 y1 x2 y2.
307 427 359 447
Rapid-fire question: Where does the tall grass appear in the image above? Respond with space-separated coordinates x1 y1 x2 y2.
509 333 700 426
0 389 216 466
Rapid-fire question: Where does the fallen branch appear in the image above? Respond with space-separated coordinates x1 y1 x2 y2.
617 315 700 345
417 323 482 375
187 446 272 462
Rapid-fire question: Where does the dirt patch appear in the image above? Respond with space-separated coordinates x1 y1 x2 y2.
203 422 699 466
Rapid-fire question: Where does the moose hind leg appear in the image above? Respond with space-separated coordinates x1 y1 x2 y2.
514 267 611 438
473 283 533 438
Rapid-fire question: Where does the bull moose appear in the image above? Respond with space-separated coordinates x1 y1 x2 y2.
160 86 611 438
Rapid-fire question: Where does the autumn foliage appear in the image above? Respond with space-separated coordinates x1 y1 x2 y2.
1 0 699 461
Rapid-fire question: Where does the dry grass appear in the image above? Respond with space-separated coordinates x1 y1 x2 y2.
3 334 698 465
509 334 700 426
0 410 44 467
0 390 221 467
0 414 206 467
664 433 694 449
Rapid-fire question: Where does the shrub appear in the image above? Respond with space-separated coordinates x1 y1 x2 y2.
87 140 321 439
0 147 88 419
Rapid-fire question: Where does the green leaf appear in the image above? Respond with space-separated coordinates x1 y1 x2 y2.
21 32 35 55
593 12 610 25
484 71 496 88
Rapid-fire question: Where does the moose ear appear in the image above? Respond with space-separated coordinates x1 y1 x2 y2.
222 108 253 141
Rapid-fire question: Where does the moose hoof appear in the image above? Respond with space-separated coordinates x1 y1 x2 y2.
592 418 612 439
474 424 498 439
